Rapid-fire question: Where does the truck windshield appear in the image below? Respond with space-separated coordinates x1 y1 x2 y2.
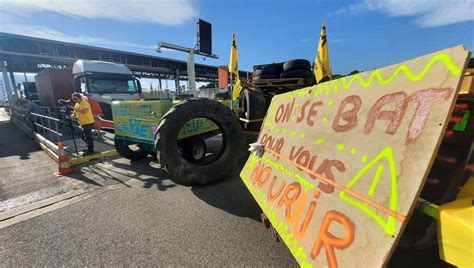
88 79 138 94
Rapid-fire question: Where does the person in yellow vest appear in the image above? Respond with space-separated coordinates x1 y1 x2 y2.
71 93 95 155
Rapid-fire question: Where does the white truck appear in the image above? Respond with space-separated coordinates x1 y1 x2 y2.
72 60 142 120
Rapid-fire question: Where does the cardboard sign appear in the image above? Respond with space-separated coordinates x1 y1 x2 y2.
240 46 469 267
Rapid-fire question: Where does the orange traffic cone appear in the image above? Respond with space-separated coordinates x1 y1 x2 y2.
58 142 73 175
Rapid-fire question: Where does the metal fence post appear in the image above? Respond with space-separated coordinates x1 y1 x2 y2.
54 120 60 143
39 117 45 135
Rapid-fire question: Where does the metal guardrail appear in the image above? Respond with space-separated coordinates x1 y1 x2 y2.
30 112 62 143
9 105 33 138
9 105 67 153
10 106 117 166
29 109 80 155
8 104 118 169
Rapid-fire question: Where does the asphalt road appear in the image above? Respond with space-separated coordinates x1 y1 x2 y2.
0 110 74 211
0 108 450 267
0 156 297 266
0 107 296 266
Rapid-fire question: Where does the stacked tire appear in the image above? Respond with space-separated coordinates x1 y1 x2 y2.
253 63 283 80
252 59 315 86
280 59 315 86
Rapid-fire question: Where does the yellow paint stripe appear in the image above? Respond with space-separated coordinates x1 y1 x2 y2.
312 53 461 96
69 149 118 166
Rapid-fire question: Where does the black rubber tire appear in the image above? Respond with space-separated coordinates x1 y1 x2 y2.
155 98 246 185
260 64 283 75
283 59 311 72
280 69 313 79
264 93 275 110
114 137 149 161
181 136 207 163
304 75 316 86
255 74 279 80
239 89 266 131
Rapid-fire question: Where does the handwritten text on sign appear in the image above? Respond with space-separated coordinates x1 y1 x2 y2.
240 46 469 267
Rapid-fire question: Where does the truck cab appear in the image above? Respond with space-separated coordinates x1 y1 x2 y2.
72 60 142 119
18 82 39 103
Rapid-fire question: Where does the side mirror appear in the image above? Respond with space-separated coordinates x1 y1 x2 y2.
73 76 82 92
136 78 142 93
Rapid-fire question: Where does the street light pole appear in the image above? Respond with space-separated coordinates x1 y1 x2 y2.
187 49 196 91
156 42 218 93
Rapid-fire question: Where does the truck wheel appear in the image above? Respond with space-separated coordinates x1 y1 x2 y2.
181 137 207 163
239 89 266 131
155 98 246 185
283 59 311 72
114 138 149 161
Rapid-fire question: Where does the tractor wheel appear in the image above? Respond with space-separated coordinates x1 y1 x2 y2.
114 138 149 161
239 89 266 131
181 136 207 163
155 98 246 185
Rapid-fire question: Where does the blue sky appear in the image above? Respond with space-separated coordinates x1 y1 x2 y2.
0 0 473 89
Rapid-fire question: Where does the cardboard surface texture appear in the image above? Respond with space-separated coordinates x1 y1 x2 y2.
240 45 470 267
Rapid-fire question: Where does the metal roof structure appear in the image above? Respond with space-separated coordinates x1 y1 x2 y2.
0 32 250 82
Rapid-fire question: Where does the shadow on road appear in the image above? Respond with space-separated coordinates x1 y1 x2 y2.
0 121 38 160
69 156 177 191
191 176 262 222
114 157 261 221
129 159 177 191
68 155 260 221
68 171 104 187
